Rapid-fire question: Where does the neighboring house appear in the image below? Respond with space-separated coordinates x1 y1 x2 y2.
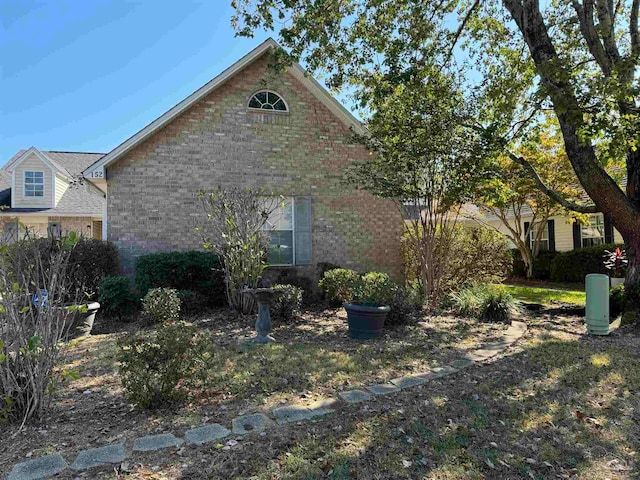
0 147 106 241
463 204 624 252
82 38 403 277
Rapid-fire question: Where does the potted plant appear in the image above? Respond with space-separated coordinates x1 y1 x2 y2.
604 247 627 288
343 272 393 339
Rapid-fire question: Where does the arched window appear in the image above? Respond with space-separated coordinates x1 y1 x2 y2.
248 90 288 112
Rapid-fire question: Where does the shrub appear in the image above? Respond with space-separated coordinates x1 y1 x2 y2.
532 250 560 280
272 269 314 304
319 268 360 304
450 284 514 322
402 225 511 299
270 284 303 322
135 251 225 308
142 288 181 323
355 272 395 306
3 236 119 300
0 238 83 424
550 243 624 283
99 276 136 319
177 290 210 315
117 321 212 409
68 239 120 298
385 283 424 326
509 249 527 278
480 287 515 323
610 284 625 318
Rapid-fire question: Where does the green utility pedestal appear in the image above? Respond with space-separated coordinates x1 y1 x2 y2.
585 273 609 335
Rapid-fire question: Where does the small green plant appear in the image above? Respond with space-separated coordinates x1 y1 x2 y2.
99 276 136 319
142 287 181 323
117 321 212 409
610 284 626 318
318 268 360 304
271 284 303 322
177 290 210 315
354 272 394 306
386 282 424 326
450 284 514 322
480 287 514 323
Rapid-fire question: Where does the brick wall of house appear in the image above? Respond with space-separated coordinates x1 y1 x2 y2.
106 52 404 279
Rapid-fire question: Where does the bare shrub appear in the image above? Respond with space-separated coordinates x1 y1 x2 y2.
0 235 84 427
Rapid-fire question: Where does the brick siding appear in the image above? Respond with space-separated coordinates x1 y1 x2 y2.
106 53 403 280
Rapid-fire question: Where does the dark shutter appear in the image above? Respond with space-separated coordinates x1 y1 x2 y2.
294 197 312 265
524 221 531 249
604 215 614 244
572 221 582 249
547 219 556 251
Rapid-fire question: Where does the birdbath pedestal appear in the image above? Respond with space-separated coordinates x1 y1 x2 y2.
243 288 283 344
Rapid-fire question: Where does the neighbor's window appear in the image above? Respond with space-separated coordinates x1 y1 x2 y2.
581 215 605 247
248 91 288 112
24 171 44 197
264 198 294 265
529 222 549 251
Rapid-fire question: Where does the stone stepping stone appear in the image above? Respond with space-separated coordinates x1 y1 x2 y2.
272 405 315 424
185 424 231 446
133 433 183 451
7 453 67 480
366 383 401 396
70 442 126 471
390 375 426 390
450 358 474 369
339 389 372 403
232 413 271 435
306 397 338 410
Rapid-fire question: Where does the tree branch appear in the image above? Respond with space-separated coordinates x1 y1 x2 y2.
631 0 640 57
508 152 600 213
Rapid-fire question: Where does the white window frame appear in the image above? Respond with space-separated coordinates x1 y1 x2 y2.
529 222 549 251
24 171 44 198
581 214 605 247
247 90 290 113
264 197 296 266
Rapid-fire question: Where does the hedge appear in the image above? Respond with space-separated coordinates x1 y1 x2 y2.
135 250 225 307
550 243 624 283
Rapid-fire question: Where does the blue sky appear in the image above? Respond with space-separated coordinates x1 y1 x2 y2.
0 1 297 162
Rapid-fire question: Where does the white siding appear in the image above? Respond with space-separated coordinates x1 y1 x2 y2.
54 174 69 206
13 152 53 208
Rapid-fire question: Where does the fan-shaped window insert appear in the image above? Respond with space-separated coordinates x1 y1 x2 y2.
248 91 288 112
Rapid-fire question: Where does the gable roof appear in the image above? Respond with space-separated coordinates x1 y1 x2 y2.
0 149 105 216
83 38 365 177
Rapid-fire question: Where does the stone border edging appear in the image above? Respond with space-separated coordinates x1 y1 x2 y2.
6 320 527 480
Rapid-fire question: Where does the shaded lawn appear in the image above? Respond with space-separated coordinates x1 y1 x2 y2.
176 314 640 480
504 284 586 306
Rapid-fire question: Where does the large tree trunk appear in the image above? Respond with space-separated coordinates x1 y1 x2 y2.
503 0 640 310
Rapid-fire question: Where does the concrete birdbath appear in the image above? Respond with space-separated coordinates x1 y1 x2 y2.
242 288 283 344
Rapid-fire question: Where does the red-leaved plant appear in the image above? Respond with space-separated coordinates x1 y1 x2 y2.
604 248 628 277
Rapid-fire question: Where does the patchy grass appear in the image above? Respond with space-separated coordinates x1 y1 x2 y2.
503 284 586 306
4 307 640 479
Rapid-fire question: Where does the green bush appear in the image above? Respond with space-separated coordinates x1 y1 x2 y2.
271 284 303 322
272 269 314 304
99 276 136 319
510 249 527 278
318 268 361 304
117 321 212 409
135 251 225 307
386 282 424 326
450 284 514 322
610 284 625 318
480 287 514 323
550 243 623 283
142 287 181 323
177 290 210 315
532 250 559 280
3 237 119 299
356 272 395 306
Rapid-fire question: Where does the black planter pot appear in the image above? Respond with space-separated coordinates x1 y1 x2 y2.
343 302 390 339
